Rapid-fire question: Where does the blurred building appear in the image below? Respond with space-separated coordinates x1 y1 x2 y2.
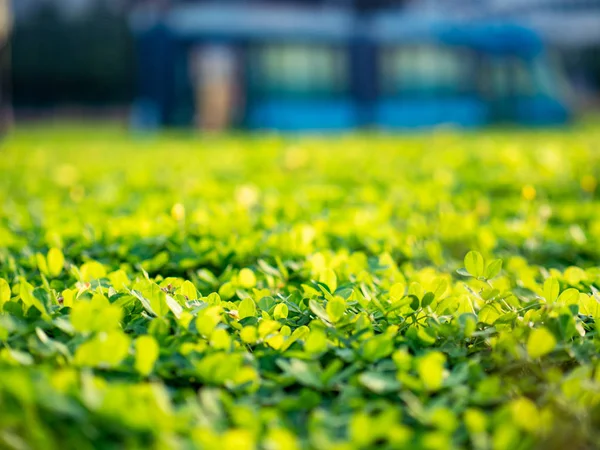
9 0 600 128
130 0 600 130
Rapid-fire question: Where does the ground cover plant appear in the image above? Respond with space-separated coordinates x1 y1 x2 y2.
1 124 600 449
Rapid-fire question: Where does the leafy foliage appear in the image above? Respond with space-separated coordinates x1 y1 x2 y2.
1 125 600 449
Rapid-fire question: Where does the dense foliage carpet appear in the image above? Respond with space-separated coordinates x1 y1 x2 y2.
1 124 600 449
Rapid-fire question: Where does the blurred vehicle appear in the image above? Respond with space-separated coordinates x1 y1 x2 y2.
130 1 572 131
373 19 571 128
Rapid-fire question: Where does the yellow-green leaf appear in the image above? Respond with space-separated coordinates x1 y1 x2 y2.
304 328 327 354
180 280 198 300
509 397 539 432
134 335 159 376
210 328 231 350
389 282 406 301
326 296 346 323
239 268 257 288
556 288 579 306
319 268 337 293
47 248 65 277
464 251 484 278
416 351 446 391
273 303 289 320
36 253 49 276
0 279 10 311
484 259 502 280
543 277 560 303
527 327 556 359
80 261 107 282
238 298 257 319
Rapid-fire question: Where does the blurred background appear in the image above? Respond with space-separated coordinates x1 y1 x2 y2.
4 0 600 131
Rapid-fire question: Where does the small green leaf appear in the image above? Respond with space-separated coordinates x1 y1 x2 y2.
273 303 289 320
240 326 258 344
304 328 328 354
80 261 107 282
146 284 169 318
239 268 257 288
180 280 198 300
74 330 130 368
47 248 65 278
421 292 435 308
484 259 502 280
196 314 219 337
510 397 539 432
36 253 49 276
319 269 337 293
543 277 560 303
527 327 556 359
309 299 331 324
416 351 446 391
326 297 346 323
556 288 579 306
134 335 159 376
71 294 123 333
432 279 448 299
0 279 10 311
359 372 400 394
210 328 231 350
19 282 48 318
277 359 323 389
464 251 484 278
389 282 406 301
362 334 394 362
165 294 183 319
238 298 257 319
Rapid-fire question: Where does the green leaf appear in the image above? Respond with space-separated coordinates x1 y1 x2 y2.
134 335 159 376
527 327 556 358
74 330 130 368
196 314 219 337
319 269 337 293
165 294 183 319
464 251 484 278
484 259 502 280
273 303 289 320
309 299 331 324
362 334 394 362
277 359 323 389
80 261 107 282
36 253 49 276
47 248 65 278
304 328 328 354
359 372 400 394
0 279 10 311
510 397 539 432
180 280 198 300
416 351 446 391
210 328 231 350
389 282 406 301
71 294 123 333
19 282 48 318
421 292 435 308
238 298 257 319
556 288 579 306
543 277 560 303
326 296 346 323
238 268 257 288
147 283 170 318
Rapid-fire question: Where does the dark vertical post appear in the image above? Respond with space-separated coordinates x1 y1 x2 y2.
132 20 175 128
349 10 378 127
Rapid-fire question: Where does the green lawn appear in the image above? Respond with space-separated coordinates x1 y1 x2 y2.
1 124 600 449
